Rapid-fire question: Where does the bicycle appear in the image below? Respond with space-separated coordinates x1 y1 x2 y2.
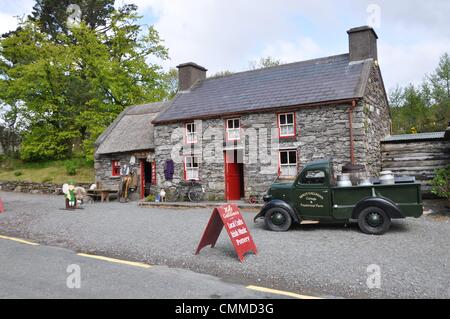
165 180 205 202
247 194 262 204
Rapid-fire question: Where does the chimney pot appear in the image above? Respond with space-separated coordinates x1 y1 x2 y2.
347 26 378 62
176 62 207 91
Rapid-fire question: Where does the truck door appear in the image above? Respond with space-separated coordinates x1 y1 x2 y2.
294 168 331 219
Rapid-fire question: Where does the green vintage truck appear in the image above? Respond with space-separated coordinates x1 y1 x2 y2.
254 159 423 235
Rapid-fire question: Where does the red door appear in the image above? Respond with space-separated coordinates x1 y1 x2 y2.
140 160 145 199
225 151 243 201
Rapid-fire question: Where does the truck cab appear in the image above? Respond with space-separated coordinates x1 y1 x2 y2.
255 159 423 235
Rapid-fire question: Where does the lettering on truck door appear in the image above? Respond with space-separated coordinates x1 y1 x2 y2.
294 169 331 218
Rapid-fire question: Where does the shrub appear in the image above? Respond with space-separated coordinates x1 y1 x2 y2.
431 165 450 203
64 160 78 176
14 171 22 176
145 194 156 202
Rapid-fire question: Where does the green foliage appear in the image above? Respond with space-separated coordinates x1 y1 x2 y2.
145 194 156 202
0 158 94 183
162 68 179 98
0 2 172 162
431 165 450 200
209 70 234 79
390 53 450 134
14 171 22 176
64 162 77 176
248 56 281 70
28 0 115 40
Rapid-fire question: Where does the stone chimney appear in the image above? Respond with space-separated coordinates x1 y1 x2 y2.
347 26 378 62
177 62 207 91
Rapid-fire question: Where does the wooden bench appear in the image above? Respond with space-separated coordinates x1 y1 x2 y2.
86 189 118 203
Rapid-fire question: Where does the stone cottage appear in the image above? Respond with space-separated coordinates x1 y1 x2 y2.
151 26 391 201
94 102 168 200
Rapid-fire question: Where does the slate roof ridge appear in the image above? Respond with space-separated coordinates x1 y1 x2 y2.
202 53 350 83
153 52 380 124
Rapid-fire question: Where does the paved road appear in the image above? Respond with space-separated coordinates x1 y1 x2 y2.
0 237 278 299
1 191 450 298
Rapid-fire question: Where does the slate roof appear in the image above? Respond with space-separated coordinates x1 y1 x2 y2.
153 54 373 124
382 132 446 143
95 101 169 155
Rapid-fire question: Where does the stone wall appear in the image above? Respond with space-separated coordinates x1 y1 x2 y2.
153 101 375 200
0 180 91 195
94 150 152 200
362 63 392 176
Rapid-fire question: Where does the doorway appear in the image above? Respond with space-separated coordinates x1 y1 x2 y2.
140 160 153 199
224 149 244 201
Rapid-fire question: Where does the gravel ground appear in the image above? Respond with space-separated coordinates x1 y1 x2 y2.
1 191 449 299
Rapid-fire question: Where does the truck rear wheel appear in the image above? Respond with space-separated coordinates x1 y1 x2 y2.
357 206 391 235
264 207 292 232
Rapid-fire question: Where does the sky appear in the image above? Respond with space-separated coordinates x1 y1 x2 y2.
1 0 450 93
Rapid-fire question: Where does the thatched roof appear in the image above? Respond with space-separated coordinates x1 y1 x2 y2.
95 101 169 155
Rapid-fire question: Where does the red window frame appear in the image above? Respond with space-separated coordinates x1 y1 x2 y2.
185 122 197 144
184 156 199 181
277 112 296 138
278 150 298 177
112 160 121 176
225 118 241 141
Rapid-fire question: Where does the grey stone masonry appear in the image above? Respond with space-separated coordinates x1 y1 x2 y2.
94 151 152 200
152 63 390 201
362 63 391 176
0 180 91 195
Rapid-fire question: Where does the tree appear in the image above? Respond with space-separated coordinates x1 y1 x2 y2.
0 2 170 161
389 53 450 134
248 56 281 70
209 70 234 78
162 68 179 98
28 0 115 40
428 53 450 130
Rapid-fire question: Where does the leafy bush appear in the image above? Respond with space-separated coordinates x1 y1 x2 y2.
14 171 22 176
145 194 156 202
431 165 450 201
64 160 78 176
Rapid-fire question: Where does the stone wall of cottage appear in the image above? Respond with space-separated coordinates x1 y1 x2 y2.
94 151 151 200
0 180 92 195
362 63 392 176
153 103 372 200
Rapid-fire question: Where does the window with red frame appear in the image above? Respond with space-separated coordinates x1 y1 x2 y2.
112 160 121 176
185 156 199 180
279 150 297 177
278 113 295 137
186 122 197 144
226 118 240 141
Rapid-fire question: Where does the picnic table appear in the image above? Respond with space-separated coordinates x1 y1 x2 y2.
86 189 118 203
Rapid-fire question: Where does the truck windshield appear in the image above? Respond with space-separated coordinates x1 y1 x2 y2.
300 170 326 185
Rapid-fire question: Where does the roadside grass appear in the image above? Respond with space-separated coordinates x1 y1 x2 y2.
0 158 94 184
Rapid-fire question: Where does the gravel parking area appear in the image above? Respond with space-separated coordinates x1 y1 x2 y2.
1 191 449 298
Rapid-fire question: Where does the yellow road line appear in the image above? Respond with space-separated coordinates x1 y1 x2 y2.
77 253 151 269
246 285 322 299
0 235 39 246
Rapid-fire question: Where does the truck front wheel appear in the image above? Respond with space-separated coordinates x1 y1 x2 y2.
357 206 391 235
264 207 292 232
